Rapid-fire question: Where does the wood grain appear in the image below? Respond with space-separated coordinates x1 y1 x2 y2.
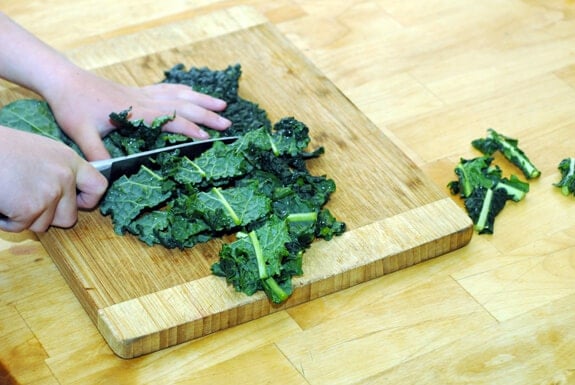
2 0 575 383
21 8 471 358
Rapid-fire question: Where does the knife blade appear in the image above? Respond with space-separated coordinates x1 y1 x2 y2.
90 136 239 182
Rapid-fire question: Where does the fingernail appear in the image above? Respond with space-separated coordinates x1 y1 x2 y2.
197 130 210 139
220 117 232 128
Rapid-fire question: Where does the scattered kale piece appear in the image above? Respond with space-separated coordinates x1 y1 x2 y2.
464 186 510 235
472 128 541 180
448 155 529 234
553 158 575 196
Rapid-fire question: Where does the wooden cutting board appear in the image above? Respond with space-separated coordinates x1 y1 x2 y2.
17 7 473 358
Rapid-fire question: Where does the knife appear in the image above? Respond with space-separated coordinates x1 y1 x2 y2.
90 136 238 182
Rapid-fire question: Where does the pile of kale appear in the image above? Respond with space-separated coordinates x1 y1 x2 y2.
99 64 346 303
447 128 539 235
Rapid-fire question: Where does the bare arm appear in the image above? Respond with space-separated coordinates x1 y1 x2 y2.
0 11 231 160
0 12 231 232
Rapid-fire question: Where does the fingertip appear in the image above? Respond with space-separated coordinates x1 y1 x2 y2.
213 115 232 131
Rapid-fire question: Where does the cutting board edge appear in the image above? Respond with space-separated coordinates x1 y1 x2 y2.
95 197 473 359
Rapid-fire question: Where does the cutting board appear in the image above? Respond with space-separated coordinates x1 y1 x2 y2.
11 7 473 358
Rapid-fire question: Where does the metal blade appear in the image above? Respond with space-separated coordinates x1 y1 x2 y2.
90 136 238 182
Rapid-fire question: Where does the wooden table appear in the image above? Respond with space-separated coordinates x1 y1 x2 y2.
1 1 574 383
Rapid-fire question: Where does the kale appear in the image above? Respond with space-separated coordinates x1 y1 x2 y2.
472 128 541 180
0 99 83 156
553 158 575 196
103 108 189 157
100 118 345 303
464 186 509 235
161 63 272 137
219 98 271 137
162 64 242 102
0 63 345 304
448 155 529 234
99 165 175 234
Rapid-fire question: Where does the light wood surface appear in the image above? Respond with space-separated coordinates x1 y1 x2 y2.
1 0 574 383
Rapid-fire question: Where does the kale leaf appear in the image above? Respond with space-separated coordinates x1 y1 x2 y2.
99 165 175 234
161 63 272 137
0 63 345 304
212 215 292 303
100 110 345 303
472 128 541 180
448 154 530 234
0 99 83 156
554 158 575 197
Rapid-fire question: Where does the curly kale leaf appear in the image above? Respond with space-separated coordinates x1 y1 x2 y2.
315 209 347 240
212 215 292 303
271 117 312 156
195 186 271 232
554 158 575 197
126 211 171 246
193 140 252 182
162 64 242 103
100 166 175 234
220 98 271 137
105 108 176 155
162 63 271 137
0 99 83 156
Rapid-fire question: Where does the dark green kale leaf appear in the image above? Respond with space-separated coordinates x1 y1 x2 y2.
100 166 175 234
212 215 292 303
162 64 242 103
448 155 529 235
195 186 271 232
464 186 509 234
219 98 271 137
157 140 252 187
0 99 83 156
126 211 170 246
472 128 541 180
192 140 252 182
271 117 312 156
105 108 177 155
554 158 575 197
315 209 347 240
161 63 272 137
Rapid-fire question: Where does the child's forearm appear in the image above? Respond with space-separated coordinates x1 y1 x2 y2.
0 11 78 98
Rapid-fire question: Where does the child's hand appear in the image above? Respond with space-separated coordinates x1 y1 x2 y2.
0 127 108 233
44 69 232 161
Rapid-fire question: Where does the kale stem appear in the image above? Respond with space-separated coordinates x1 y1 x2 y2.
267 133 279 156
187 159 206 178
286 212 317 222
212 187 241 225
248 230 268 279
475 187 493 232
262 277 289 303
